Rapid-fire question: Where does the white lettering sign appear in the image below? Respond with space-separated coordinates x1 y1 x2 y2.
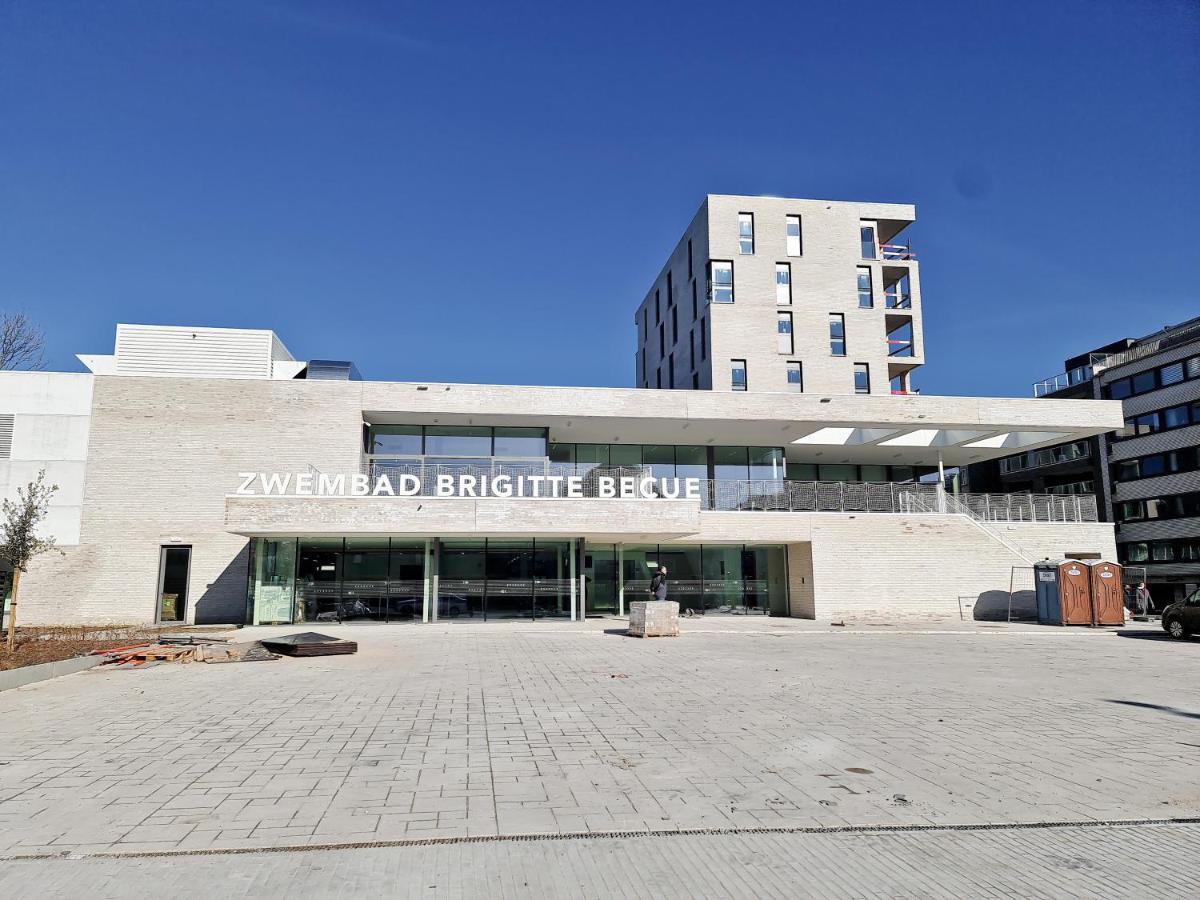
234 472 704 501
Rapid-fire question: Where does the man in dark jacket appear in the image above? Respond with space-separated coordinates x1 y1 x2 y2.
650 565 669 601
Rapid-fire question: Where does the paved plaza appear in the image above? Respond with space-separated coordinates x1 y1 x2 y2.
2 617 1199 896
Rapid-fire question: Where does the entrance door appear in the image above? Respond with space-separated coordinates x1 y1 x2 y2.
584 545 618 615
156 546 191 623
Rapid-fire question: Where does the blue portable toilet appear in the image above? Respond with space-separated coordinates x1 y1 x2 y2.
1035 561 1063 625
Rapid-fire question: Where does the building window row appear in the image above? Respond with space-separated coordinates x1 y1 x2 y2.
367 425 548 458
734 213 803 257
786 462 926 483
548 443 785 480
1121 538 1200 565
1044 480 1096 496
999 440 1091 475
1112 445 1200 483
1117 489 1200 525
1118 399 1200 440
1106 354 1200 401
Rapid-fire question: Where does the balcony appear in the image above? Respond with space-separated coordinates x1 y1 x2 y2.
879 241 916 262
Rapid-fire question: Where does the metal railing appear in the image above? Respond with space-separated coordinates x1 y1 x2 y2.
879 242 917 261
340 463 1103 522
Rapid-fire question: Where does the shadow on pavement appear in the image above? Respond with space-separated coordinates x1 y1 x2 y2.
1105 699 1200 721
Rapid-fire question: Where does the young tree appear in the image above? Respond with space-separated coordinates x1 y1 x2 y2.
0 312 46 371
2 470 61 652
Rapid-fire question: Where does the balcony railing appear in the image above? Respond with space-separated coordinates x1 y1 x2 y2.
885 292 912 309
887 338 915 358
880 242 917 261
340 460 1100 522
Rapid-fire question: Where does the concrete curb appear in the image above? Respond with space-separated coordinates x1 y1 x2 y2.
0 654 103 693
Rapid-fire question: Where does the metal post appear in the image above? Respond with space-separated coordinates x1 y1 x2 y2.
936 453 947 513
427 538 439 623
617 545 625 616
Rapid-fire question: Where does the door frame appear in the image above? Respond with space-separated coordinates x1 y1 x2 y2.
155 544 193 624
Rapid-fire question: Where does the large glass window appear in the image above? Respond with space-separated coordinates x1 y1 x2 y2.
713 446 749 481
702 545 743 613
1132 370 1157 394
787 361 802 392
857 267 873 308
1161 362 1185 386
860 221 877 259
777 312 793 354
659 545 703 614
297 538 345 623
249 538 297 625
341 538 389 621
854 363 871 394
439 539 486 619
738 212 754 255
710 261 734 303
368 425 422 455
388 542 427 620
731 359 747 391
743 546 788 616
610 444 642 467
786 215 802 256
576 443 610 477
749 447 785 481
776 263 792 304
829 315 846 356
493 427 548 457
642 445 676 479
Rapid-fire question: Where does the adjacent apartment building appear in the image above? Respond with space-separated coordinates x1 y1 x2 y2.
2 196 1125 628
635 195 921 396
969 316 1200 608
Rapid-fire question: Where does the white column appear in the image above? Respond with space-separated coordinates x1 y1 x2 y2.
936 452 947 513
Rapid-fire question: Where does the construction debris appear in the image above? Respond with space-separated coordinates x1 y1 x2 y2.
259 632 358 657
95 638 278 666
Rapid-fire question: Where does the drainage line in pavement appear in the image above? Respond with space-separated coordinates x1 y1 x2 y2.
6 816 1200 863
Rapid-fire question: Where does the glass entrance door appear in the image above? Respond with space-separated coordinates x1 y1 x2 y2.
584 545 618 615
436 539 575 621
156 546 191 623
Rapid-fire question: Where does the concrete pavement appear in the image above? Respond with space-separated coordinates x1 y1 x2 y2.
0 616 1196 894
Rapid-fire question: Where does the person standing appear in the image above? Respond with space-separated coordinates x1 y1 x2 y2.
1135 582 1152 617
650 565 669 602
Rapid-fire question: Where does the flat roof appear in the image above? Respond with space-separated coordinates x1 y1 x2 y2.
351 380 1123 467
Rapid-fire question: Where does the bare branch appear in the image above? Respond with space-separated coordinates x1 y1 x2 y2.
0 312 46 371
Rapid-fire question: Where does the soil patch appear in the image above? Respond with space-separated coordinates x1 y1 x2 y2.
0 625 226 671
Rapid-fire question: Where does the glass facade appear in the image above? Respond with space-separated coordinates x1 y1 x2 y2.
247 539 790 623
614 543 787 616
248 537 431 625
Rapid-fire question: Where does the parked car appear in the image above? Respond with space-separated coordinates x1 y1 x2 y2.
1161 589 1200 640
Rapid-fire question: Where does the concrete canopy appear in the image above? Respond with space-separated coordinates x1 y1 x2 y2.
356 381 1124 467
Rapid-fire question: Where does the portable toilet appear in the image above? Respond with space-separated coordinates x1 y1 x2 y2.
1034 561 1062 624
1087 561 1125 625
1035 560 1092 625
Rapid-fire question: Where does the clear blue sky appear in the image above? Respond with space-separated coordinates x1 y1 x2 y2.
1 0 1197 396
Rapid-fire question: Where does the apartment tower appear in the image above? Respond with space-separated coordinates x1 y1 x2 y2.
635 195 923 395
